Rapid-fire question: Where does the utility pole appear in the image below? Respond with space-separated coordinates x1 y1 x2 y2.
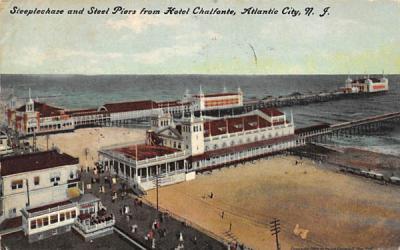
152 170 160 212
25 178 30 207
270 218 281 250
156 174 159 212
32 131 37 152
46 134 50 151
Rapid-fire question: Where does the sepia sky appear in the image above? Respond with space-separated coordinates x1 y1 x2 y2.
0 0 399 74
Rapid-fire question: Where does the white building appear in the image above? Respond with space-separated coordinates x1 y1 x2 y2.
0 150 80 222
99 108 299 191
0 150 115 242
183 87 243 111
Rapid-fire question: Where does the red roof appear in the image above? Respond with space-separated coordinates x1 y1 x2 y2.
27 200 72 213
0 150 79 176
203 114 286 137
66 108 108 117
260 108 284 117
0 216 22 231
191 134 296 161
16 101 65 117
113 144 178 161
193 92 239 98
101 100 157 113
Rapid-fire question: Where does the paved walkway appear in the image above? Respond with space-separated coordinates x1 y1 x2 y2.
81 170 227 250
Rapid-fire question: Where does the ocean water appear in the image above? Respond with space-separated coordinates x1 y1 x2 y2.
1 74 399 155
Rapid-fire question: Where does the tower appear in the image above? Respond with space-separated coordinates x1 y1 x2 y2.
26 88 34 112
345 75 352 88
181 114 204 156
151 112 173 130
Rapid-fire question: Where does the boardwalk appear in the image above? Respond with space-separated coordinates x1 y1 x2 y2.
295 111 400 142
81 170 227 250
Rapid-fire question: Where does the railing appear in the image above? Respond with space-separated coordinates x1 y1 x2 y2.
140 199 228 247
140 169 186 183
76 218 115 234
100 149 187 168
136 151 187 166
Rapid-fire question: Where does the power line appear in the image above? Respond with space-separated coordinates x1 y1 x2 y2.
270 218 281 250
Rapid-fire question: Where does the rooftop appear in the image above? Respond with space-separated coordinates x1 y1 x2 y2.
156 100 182 108
193 92 239 98
113 144 179 161
0 150 79 176
351 77 382 83
66 108 108 117
203 112 286 137
16 101 65 117
259 108 284 117
26 200 73 214
100 100 157 113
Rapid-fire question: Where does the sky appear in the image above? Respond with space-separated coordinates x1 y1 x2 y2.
0 0 399 75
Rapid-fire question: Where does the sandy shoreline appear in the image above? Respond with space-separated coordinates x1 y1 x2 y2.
33 127 400 248
36 127 146 168
144 156 400 249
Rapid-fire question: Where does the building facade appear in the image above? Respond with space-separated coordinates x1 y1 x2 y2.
99 108 300 191
0 150 80 221
6 88 245 136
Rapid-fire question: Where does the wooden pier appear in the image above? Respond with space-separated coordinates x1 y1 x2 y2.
295 111 400 143
243 91 385 111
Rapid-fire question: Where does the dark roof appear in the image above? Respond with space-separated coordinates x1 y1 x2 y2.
0 216 22 231
27 200 72 213
203 114 286 137
66 108 108 117
193 92 239 98
113 144 178 161
0 150 79 176
204 115 269 137
260 108 284 117
101 100 157 113
16 101 65 117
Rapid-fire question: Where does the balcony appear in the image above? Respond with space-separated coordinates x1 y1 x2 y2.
75 217 115 234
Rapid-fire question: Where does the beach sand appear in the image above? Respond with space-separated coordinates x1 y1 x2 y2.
36 127 146 168
145 156 400 249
